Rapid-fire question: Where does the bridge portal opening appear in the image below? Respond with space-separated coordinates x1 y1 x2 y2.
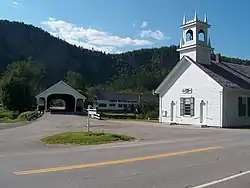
49 99 66 111
36 81 86 113
47 94 75 112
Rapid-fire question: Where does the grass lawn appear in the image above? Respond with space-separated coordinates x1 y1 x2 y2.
102 117 159 123
41 132 136 145
103 112 135 116
133 119 159 123
0 110 29 123
102 117 159 122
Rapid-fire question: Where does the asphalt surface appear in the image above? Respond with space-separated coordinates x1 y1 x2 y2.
1 113 250 187
0 121 30 130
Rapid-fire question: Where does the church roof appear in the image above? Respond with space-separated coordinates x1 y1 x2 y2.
186 56 250 89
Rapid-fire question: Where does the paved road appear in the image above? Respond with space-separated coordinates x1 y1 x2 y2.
1 114 250 187
0 122 30 130
0 113 238 153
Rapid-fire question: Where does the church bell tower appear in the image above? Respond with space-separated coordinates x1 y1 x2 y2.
177 11 214 65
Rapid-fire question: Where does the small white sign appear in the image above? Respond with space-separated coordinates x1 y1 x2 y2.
88 111 96 115
88 109 97 115
182 88 192 94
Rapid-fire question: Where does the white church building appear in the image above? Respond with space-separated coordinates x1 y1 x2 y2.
155 12 250 128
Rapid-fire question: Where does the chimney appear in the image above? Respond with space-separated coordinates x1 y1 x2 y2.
215 53 221 62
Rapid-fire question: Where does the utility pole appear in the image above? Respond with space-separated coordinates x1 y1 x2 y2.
87 105 91 133
87 111 90 133
86 105 97 133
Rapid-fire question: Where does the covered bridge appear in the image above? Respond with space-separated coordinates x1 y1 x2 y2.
36 81 86 112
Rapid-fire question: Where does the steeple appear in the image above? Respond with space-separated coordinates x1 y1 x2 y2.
182 13 186 25
177 12 214 65
204 14 207 23
179 37 184 47
194 10 198 21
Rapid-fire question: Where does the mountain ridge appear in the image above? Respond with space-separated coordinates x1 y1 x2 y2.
0 19 249 92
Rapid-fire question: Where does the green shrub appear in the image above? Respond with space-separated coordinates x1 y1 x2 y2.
0 117 10 122
145 111 158 120
88 131 105 136
12 111 19 119
0 110 31 123
136 114 145 119
102 113 136 119
0 109 14 119
17 111 31 120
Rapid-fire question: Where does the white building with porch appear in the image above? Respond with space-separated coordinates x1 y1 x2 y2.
36 81 86 112
155 12 250 128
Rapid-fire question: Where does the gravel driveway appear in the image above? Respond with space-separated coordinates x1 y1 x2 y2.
0 113 248 155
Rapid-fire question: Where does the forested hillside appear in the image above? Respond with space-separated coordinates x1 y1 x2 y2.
0 19 249 93
0 20 117 89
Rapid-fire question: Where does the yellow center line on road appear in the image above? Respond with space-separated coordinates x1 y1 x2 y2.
14 146 222 175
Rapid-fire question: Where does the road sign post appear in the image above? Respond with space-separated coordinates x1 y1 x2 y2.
86 105 97 133
86 111 90 133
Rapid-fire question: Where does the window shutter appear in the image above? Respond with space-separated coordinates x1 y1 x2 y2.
238 97 242 116
190 97 195 116
180 98 184 116
238 97 246 116
248 97 250 116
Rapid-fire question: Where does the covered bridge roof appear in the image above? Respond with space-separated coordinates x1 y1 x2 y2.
36 81 86 99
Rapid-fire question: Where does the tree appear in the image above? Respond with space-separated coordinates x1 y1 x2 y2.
64 70 87 95
136 100 158 115
0 59 42 112
65 71 84 89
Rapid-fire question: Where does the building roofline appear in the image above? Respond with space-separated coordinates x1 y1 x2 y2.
36 80 86 99
155 56 194 93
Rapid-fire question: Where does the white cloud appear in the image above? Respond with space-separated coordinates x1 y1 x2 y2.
140 29 169 41
41 17 153 53
12 1 19 5
141 21 148 28
10 1 23 8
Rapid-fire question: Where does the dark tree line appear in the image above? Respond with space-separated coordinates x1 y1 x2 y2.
0 20 249 93
0 20 249 113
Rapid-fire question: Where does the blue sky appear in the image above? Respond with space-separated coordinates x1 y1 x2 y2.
0 0 249 59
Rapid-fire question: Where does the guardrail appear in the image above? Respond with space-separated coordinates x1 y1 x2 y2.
25 109 43 121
